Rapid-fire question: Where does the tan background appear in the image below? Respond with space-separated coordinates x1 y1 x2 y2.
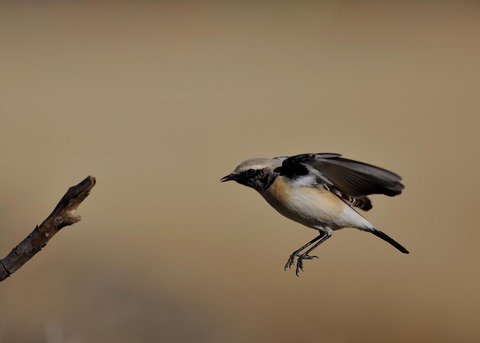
1 1 479 342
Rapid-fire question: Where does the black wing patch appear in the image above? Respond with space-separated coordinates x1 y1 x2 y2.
279 153 341 178
281 153 404 211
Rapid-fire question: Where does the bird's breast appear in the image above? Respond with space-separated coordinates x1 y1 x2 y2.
260 176 346 228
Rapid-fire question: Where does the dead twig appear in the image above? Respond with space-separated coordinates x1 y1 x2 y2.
0 176 96 282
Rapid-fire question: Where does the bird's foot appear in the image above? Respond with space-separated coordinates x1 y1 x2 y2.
284 252 318 276
295 253 318 276
284 253 297 271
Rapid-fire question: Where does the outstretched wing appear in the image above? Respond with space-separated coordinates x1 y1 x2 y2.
280 153 404 211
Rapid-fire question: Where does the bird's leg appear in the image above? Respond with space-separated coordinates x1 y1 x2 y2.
295 229 332 276
284 232 325 271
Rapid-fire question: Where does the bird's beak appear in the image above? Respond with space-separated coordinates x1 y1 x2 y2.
220 173 238 182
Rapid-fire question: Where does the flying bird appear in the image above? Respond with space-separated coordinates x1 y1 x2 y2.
221 153 408 275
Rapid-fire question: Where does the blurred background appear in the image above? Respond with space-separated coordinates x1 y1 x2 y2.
0 1 479 342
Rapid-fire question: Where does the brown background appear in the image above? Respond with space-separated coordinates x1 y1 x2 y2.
1 2 479 342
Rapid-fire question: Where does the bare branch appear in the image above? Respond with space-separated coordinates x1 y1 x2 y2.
0 176 96 282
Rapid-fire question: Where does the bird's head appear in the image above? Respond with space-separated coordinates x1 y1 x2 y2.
221 158 282 192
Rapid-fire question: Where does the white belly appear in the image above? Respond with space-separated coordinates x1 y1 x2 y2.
260 178 371 230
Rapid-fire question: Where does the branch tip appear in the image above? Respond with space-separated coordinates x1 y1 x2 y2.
0 175 96 282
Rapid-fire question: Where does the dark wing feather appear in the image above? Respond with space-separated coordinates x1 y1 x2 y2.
339 194 373 211
313 156 403 197
282 153 404 200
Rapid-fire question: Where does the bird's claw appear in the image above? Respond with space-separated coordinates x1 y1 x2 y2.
301 254 318 260
284 254 297 271
284 253 319 276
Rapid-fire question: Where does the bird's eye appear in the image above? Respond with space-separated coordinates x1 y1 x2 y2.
245 169 257 177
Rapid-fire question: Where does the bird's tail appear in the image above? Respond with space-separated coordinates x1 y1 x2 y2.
368 227 409 254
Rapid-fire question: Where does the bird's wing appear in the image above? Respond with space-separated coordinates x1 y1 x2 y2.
280 153 404 210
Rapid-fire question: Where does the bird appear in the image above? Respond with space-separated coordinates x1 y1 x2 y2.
221 153 409 275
